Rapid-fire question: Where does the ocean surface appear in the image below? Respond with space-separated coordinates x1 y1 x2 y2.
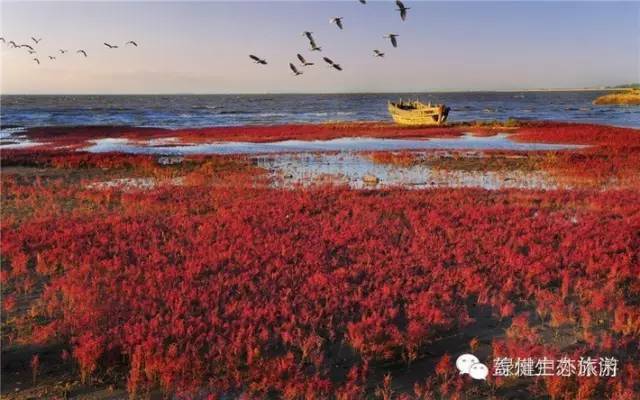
1 91 638 129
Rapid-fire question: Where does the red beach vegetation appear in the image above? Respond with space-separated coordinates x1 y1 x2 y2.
1 121 639 399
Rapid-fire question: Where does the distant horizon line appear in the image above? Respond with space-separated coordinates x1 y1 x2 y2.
0 87 628 96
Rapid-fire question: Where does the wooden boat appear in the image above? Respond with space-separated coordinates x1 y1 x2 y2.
388 100 450 126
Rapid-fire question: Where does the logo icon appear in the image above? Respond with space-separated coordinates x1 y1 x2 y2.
456 353 488 380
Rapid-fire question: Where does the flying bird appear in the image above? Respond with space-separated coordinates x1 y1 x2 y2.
289 63 303 76
104 42 118 49
33 58 40 65
309 40 322 52
77 49 88 57
384 34 399 48
9 41 18 48
302 31 322 50
125 41 138 47
373 49 385 57
359 0 366 4
49 55 56 60
0 37 5 43
305 37 321 52
396 0 410 21
249 54 267 65
59 49 68 54
31 37 42 44
330 17 344 30
297 53 313 66
20 44 34 50
322 56 342 71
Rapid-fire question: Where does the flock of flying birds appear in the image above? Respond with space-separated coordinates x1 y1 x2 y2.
3 0 408 72
0 36 139 65
249 0 409 76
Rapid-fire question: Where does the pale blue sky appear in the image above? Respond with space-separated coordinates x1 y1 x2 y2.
1 1 638 94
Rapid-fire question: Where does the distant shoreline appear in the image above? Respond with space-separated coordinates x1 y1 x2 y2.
0 89 627 96
488 88 629 93
593 88 640 106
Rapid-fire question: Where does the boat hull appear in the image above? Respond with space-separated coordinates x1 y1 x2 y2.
388 101 450 126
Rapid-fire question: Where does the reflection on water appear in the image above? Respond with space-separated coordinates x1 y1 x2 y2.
81 134 582 155
2 126 580 191
258 153 559 190
84 152 560 191
0 127 46 149
1 130 574 190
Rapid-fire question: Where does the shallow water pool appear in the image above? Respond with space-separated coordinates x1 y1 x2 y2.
258 153 560 190
82 133 582 155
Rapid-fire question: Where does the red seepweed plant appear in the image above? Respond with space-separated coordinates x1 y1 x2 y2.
1 122 639 398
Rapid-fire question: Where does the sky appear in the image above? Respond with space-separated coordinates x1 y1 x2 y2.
1 1 638 94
